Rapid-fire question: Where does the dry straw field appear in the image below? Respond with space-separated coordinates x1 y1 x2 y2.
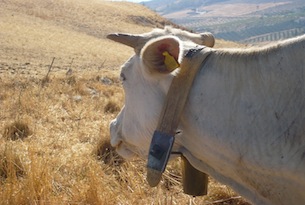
0 0 248 204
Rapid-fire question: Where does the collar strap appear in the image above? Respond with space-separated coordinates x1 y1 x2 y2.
147 46 211 195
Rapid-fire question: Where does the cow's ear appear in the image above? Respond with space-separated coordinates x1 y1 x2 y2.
141 36 180 75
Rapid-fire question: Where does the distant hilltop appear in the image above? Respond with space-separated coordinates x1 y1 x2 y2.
144 0 305 43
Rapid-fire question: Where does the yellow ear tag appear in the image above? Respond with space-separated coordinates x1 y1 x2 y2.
162 51 180 72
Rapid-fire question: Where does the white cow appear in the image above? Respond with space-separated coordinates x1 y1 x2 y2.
108 27 305 205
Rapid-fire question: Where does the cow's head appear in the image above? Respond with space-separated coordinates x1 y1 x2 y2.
108 27 214 160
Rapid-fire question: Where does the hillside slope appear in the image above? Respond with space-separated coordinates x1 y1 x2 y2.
0 0 171 76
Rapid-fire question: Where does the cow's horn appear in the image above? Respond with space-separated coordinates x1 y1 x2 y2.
107 33 141 49
185 32 215 48
200 32 215 48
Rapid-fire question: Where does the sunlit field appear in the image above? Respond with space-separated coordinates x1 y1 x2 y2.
0 0 249 204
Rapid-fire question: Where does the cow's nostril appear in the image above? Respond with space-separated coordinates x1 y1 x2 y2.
110 119 120 147
117 141 123 148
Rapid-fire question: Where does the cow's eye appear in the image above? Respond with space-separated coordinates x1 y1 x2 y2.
120 73 126 82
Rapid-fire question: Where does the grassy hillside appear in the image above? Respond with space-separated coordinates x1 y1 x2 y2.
0 0 248 204
0 0 172 74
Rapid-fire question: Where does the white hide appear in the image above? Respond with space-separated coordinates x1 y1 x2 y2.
109 27 305 205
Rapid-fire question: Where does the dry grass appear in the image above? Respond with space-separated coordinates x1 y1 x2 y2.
0 56 250 205
0 0 250 204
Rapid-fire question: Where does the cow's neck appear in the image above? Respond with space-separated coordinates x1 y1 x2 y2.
177 37 305 205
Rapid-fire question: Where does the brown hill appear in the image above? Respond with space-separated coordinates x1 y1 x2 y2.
0 0 172 76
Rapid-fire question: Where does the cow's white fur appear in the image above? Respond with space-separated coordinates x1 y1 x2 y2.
109 27 305 205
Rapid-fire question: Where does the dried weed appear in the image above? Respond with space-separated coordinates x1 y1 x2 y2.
0 148 25 180
104 100 121 114
3 121 31 141
95 139 124 166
